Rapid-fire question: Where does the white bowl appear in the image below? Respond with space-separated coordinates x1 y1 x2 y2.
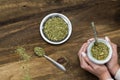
87 38 112 64
40 13 72 45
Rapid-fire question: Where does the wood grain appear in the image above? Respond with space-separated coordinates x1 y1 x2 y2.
0 0 120 80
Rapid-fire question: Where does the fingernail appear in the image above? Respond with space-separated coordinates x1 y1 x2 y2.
81 52 86 57
87 40 90 44
105 36 110 42
89 38 94 41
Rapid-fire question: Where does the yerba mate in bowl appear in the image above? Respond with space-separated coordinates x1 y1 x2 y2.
40 13 72 45
91 42 109 60
43 17 68 42
87 38 112 64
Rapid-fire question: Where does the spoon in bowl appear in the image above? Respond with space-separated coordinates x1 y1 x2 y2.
34 47 66 72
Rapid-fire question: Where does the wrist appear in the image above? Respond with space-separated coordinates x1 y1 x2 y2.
110 64 120 76
99 71 112 80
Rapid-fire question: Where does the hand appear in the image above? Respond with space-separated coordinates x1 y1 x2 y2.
78 42 112 80
105 36 120 76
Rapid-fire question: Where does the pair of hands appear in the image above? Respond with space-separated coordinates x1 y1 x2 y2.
78 36 120 80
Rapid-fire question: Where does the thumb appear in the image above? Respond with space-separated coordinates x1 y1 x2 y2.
105 36 111 42
81 52 96 68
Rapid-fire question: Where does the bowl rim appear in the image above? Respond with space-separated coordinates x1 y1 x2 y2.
87 38 112 64
40 13 72 45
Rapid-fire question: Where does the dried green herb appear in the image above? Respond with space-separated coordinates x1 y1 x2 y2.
34 47 45 57
23 70 31 80
16 47 30 61
43 17 68 41
16 47 32 80
91 42 109 60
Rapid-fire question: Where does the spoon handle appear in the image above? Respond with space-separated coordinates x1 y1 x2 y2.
91 22 98 43
43 55 66 71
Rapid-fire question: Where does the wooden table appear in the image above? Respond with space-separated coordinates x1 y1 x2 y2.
0 0 120 80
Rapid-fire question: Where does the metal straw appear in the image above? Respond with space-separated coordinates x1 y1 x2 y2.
91 22 98 43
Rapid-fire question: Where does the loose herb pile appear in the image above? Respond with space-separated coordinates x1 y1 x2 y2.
91 42 109 60
16 47 32 80
43 17 68 42
16 47 31 61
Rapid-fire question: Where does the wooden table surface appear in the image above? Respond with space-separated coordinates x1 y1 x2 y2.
0 0 120 80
